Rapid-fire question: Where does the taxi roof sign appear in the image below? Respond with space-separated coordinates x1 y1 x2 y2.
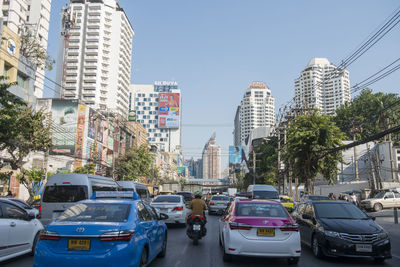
90 191 139 200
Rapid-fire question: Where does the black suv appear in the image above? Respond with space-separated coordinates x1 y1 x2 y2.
176 191 194 204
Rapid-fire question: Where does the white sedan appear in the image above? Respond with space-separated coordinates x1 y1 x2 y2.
0 198 44 262
219 199 301 264
151 195 187 225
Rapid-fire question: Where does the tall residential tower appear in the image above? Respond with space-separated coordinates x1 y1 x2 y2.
55 0 134 117
202 133 221 179
294 58 350 115
235 81 275 146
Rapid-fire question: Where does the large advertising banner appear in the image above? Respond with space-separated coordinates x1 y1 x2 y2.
73 104 86 169
158 92 180 128
50 99 79 155
88 108 96 139
229 146 242 164
177 167 185 177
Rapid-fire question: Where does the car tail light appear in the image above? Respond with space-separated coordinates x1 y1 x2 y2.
172 206 183 211
280 224 299 232
210 201 214 205
99 230 134 241
39 230 60 241
62 182 70 184
39 205 42 212
229 222 252 230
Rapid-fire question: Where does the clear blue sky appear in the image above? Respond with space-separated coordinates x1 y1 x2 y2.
45 0 400 170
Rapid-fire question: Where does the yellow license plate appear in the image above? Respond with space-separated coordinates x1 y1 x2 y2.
68 239 90 250
257 228 275 236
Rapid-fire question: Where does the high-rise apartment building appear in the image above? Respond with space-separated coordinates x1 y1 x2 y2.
236 81 275 145
0 0 52 98
129 81 182 153
55 0 134 117
294 58 350 115
202 133 221 179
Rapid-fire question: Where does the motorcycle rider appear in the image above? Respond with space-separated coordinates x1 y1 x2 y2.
188 190 207 221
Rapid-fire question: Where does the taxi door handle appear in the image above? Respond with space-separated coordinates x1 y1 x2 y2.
10 222 16 227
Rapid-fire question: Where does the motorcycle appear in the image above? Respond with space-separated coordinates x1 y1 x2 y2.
186 215 207 245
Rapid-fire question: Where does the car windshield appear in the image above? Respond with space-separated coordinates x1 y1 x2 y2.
57 203 131 222
314 202 368 219
253 191 279 199
211 196 230 201
236 203 288 217
280 197 293 203
153 196 181 203
43 185 88 203
374 192 385 198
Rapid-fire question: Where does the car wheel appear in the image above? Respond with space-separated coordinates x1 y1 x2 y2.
31 232 40 256
140 247 148 267
158 234 167 258
287 257 299 265
312 235 324 258
374 203 383 212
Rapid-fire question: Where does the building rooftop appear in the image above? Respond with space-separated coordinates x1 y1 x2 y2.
306 58 330 67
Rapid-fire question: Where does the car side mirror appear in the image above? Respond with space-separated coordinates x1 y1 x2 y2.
159 213 169 220
369 216 376 221
302 214 312 220
27 211 36 221
150 194 154 198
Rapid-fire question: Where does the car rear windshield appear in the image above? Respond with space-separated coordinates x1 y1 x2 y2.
177 192 193 197
253 191 279 200
153 196 181 203
211 196 230 201
314 203 368 220
42 185 88 203
56 203 131 222
309 195 330 200
236 203 288 217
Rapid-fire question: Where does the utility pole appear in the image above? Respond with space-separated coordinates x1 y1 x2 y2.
375 146 383 190
252 150 256 185
277 128 281 194
283 127 287 195
387 118 396 182
367 144 377 191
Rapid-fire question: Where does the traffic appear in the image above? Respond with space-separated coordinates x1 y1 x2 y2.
1 176 398 266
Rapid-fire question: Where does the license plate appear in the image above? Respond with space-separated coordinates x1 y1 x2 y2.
193 224 201 231
257 228 275 236
68 239 90 251
356 244 372 252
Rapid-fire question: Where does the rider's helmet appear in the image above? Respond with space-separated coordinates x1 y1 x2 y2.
194 190 202 198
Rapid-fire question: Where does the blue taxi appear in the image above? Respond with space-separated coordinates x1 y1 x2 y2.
34 192 168 267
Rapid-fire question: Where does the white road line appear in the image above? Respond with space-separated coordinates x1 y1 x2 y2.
392 254 400 260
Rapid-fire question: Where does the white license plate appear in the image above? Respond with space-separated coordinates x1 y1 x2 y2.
193 224 201 231
356 244 372 252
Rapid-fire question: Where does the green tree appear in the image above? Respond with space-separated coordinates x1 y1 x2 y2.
20 26 55 70
114 145 154 181
255 136 279 186
178 177 187 191
334 89 400 144
17 168 48 203
285 110 345 193
74 163 96 174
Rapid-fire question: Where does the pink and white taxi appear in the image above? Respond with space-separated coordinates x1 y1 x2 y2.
219 199 301 264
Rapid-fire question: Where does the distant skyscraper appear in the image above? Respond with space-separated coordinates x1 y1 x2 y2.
202 133 221 179
236 81 275 145
0 0 52 98
55 0 134 117
129 81 182 153
294 58 350 115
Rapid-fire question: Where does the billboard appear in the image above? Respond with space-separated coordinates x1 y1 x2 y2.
88 108 96 139
50 99 78 155
158 92 180 128
73 104 86 169
177 167 185 177
229 146 242 164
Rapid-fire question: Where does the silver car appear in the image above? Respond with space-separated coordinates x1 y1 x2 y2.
208 195 231 215
151 195 187 225
360 191 400 212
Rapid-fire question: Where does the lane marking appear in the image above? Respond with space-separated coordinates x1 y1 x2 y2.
392 254 400 260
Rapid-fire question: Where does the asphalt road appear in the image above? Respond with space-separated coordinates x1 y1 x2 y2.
3 212 400 267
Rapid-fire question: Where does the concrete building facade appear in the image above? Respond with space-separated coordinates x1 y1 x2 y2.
202 133 221 179
129 82 182 154
55 0 134 117
0 0 52 98
294 58 350 115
